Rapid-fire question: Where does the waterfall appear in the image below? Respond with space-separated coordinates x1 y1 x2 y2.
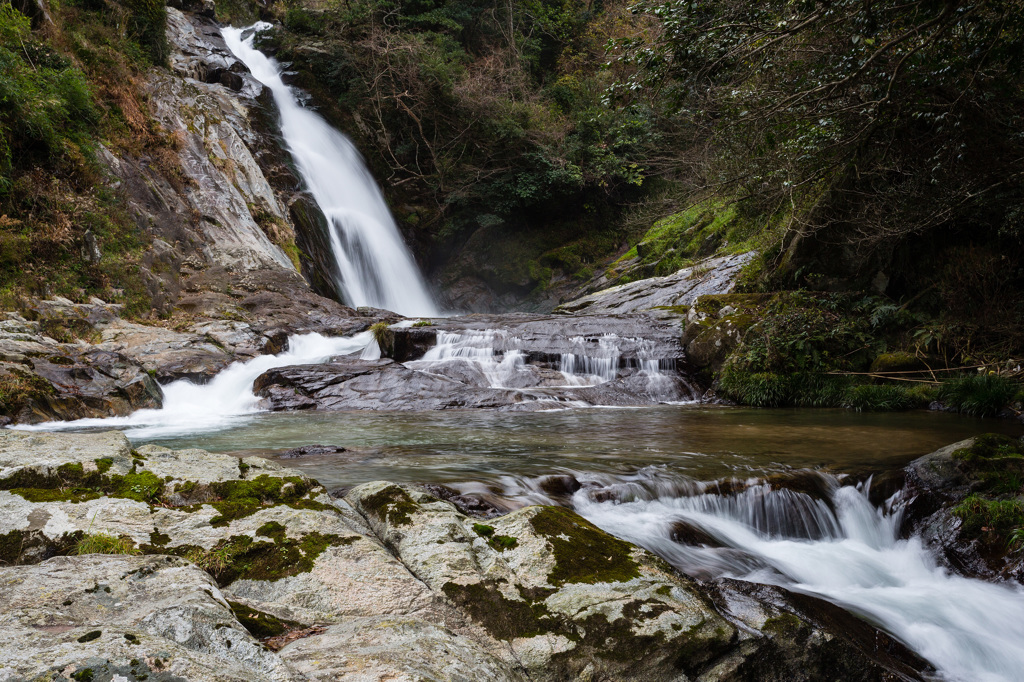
485 469 1024 682
222 26 438 317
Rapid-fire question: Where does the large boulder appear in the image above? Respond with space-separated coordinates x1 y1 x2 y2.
901 435 1024 582
554 252 755 316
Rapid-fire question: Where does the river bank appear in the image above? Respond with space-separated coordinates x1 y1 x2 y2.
2 429 1022 680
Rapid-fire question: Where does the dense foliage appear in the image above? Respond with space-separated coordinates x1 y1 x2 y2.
0 0 170 314
613 0 1024 252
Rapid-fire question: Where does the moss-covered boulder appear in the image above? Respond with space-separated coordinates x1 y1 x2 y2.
346 481 914 681
903 435 1024 582
1 433 931 681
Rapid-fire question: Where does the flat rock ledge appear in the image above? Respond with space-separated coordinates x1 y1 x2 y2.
1 430 922 681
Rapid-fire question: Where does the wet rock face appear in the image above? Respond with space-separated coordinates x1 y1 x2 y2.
252 357 696 412
0 311 163 424
554 252 755 316
97 7 346 322
0 432 927 681
902 435 1024 583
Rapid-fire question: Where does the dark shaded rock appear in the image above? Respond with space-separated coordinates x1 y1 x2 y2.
420 484 507 519
279 444 348 459
706 579 933 681
537 474 582 499
901 436 1024 582
390 326 437 362
670 521 723 548
253 357 518 412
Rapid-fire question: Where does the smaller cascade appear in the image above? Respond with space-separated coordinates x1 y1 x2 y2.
409 330 529 389
14 331 373 438
559 335 621 385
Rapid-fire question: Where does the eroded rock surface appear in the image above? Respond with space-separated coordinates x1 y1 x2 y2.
555 252 754 316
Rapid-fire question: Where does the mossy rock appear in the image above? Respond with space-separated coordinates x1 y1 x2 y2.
684 314 756 371
529 506 641 586
869 352 926 373
360 484 419 527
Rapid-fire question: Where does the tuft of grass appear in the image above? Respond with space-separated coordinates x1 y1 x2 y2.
369 321 394 354
938 374 1018 417
75 533 140 555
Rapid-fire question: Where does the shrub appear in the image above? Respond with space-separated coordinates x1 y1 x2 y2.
939 374 1018 417
843 384 924 412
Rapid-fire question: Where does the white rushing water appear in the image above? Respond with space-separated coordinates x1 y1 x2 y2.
222 26 438 317
490 470 1024 682
14 332 372 439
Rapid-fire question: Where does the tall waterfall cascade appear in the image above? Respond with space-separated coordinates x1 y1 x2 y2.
222 26 438 317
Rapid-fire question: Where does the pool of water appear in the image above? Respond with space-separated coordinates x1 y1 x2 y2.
136 405 1023 490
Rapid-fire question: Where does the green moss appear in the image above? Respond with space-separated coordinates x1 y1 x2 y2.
227 600 302 640
256 521 288 543
472 523 495 537
0 529 82 566
952 494 1024 539
954 434 1024 465
441 580 561 640
206 475 319 526
762 613 804 638
76 630 101 643
94 458 113 475
529 506 640 586
950 434 1024 497
111 471 164 503
178 531 356 586
70 669 93 682
148 530 170 547
869 352 924 373
361 485 418 527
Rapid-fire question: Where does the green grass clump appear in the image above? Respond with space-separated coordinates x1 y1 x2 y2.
75 533 140 555
843 384 925 412
369 322 394 354
938 374 1018 417
952 494 1024 539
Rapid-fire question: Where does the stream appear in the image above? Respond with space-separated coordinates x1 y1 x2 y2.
14 23 1024 681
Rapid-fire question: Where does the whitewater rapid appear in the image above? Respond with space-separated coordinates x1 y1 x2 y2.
13 332 372 439
222 26 437 317
489 469 1024 682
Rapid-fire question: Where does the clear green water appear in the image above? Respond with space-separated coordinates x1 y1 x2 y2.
137 406 1023 490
